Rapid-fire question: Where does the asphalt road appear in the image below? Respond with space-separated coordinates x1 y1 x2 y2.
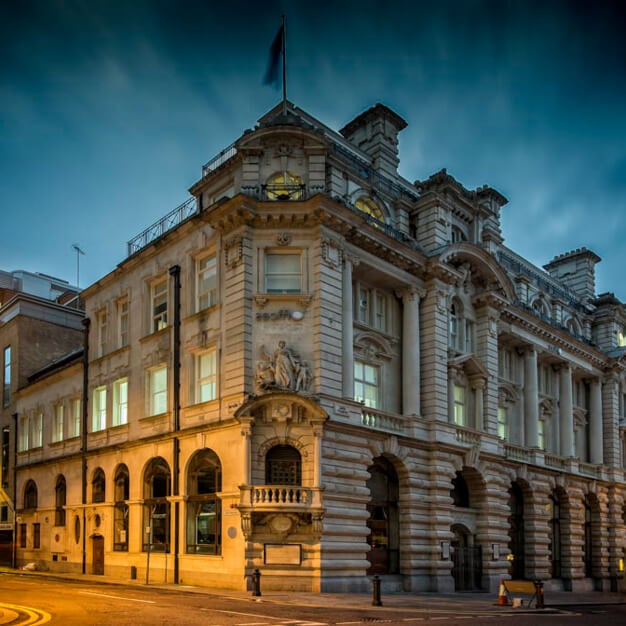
1 574 625 626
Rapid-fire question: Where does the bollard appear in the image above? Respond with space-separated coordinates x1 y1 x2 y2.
252 568 262 597
534 580 545 609
372 575 383 606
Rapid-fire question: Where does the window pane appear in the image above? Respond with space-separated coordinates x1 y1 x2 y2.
197 255 217 310
265 253 301 293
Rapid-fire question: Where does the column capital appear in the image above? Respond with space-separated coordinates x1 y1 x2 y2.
396 285 426 303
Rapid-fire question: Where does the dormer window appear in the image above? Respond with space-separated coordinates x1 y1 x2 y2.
355 196 385 224
264 171 304 200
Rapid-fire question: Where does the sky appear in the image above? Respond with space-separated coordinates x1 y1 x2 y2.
1 0 625 299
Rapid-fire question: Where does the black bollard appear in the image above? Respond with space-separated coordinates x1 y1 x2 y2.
252 568 262 597
372 575 382 606
534 580 544 609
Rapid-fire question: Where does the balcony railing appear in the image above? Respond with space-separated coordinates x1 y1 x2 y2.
504 443 533 463
201 142 237 178
127 197 197 257
361 407 405 434
239 485 322 511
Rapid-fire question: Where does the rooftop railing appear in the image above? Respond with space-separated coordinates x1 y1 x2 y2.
201 141 237 178
127 197 197 257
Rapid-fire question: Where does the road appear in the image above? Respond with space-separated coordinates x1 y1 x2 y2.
0 573 625 625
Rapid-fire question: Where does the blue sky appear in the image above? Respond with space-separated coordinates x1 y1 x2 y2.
1 0 625 299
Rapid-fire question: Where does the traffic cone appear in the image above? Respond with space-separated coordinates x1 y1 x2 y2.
497 579 509 605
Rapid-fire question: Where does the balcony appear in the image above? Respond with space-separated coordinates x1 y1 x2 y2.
238 484 323 513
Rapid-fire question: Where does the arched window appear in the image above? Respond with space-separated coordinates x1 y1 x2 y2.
186 450 222 555
55 475 66 526
532 297 550 319
355 196 385 224
143 457 171 552
264 171 304 200
92 468 106 503
265 445 301 485
114 464 129 552
450 471 470 508
508 482 525 579
24 479 38 509
449 298 473 353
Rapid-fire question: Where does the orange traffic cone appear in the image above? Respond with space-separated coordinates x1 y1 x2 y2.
497 579 509 605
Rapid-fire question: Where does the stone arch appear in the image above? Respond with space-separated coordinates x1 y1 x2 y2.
439 242 516 302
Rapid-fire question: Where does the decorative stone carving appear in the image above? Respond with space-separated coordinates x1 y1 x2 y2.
224 236 243 268
276 232 292 246
256 341 314 393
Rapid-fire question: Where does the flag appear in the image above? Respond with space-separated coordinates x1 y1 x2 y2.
263 23 284 88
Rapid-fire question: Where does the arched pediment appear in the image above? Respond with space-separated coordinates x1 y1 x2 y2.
439 243 516 302
449 353 489 379
234 391 327 425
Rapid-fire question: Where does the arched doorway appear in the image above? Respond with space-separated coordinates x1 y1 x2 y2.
450 471 482 591
366 457 399 575
508 482 525 579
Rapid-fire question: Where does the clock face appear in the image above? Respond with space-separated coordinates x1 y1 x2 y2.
266 171 304 200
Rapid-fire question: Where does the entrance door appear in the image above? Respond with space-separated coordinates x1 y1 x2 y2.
92 535 104 575
451 526 482 591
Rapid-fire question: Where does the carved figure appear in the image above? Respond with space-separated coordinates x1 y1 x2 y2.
256 340 313 393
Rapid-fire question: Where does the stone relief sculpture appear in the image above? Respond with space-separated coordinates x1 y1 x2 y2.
256 340 313 393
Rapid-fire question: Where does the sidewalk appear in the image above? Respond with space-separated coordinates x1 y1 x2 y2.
2 567 625 614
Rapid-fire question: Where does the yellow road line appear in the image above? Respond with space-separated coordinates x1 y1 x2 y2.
0 603 51 625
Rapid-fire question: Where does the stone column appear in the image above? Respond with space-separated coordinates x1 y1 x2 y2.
401 287 422 416
342 256 355 399
471 377 485 431
589 378 603 464
448 365 458 424
559 365 574 457
523 347 539 448
240 418 254 485
601 373 621 468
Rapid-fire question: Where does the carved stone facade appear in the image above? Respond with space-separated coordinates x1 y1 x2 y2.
7 101 626 595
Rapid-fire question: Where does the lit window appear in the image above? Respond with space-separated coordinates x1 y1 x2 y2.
97 309 107 357
197 254 217 311
196 349 217 404
355 196 385 223
70 398 81 438
93 386 107 432
265 171 304 200
152 279 168 332
33 412 43 448
497 407 509 440
2 346 10 407
52 404 64 443
118 298 129 348
538 420 545 450
113 378 128 426
114 465 129 552
143 458 171 552
148 367 167 416
454 385 466 426
354 361 379 409
265 252 302 294
18 415 29 452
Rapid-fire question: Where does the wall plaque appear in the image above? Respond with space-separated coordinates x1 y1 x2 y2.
264 543 302 565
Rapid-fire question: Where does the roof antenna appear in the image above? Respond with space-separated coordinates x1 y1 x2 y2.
72 244 85 290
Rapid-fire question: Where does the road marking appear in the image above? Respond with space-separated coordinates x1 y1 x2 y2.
78 590 156 604
0 602 51 625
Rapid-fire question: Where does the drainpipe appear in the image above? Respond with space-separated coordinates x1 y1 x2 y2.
11 413 17 569
81 317 90 575
168 265 181 584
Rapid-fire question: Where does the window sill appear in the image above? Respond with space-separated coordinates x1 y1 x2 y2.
139 327 171 343
184 304 221 323
255 293 313 309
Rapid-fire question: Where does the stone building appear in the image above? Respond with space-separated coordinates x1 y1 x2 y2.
11 101 626 593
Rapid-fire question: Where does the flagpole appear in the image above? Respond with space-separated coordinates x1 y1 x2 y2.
281 15 287 116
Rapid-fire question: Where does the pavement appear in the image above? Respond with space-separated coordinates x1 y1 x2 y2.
1 566 626 616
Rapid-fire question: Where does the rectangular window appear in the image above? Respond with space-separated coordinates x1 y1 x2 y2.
499 349 512 380
93 386 107 432
33 523 40 549
265 252 302 294
196 349 217 403
1 428 8 489
538 419 545 450
52 404 64 443
0 505 7 523
97 309 108 357
33 412 43 448
118 298 129 348
18 416 28 452
454 385 466 426
464 320 474 353
374 293 386 331
354 361 379 409
358 287 369 324
152 278 168 332
70 398 81 438
19 523 26 548
497 406 509 440
149 367 167 416
197 254 217 311
3 346 10 407
112 378 128 426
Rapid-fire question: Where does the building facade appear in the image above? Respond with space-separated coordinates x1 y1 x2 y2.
11 102 626 593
